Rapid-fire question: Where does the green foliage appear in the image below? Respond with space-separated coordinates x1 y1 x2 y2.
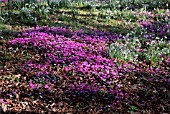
55 0 72 8
128 105 138 112
19 7 36 25
109 38 170 64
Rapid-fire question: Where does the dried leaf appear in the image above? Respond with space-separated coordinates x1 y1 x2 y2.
2 103 7 112
14 74 21 79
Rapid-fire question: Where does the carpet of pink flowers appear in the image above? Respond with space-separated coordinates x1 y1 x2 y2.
0 25 169 113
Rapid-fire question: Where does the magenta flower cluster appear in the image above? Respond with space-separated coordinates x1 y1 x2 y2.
138 20 170 39
8 26 170 110
8 27 129 101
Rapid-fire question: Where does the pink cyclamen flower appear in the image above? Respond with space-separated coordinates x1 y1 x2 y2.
0 99 4 103
29 81 35 89
45 84 49 89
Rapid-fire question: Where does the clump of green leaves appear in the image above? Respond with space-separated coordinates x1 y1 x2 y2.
109 38 170 65
128 105 138 112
